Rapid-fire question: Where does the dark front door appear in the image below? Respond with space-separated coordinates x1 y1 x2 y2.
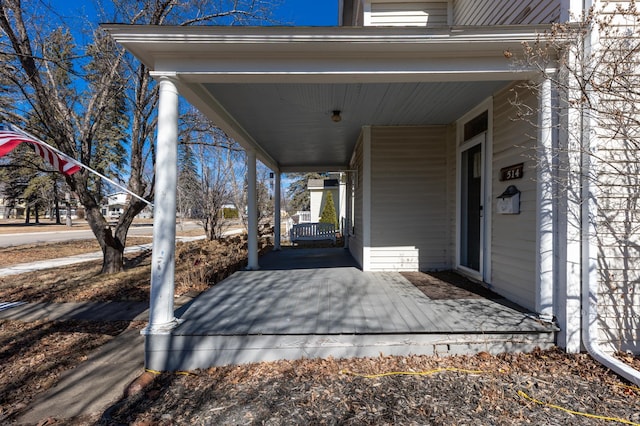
460 139 483 272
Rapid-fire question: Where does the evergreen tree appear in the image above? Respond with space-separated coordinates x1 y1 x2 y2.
83 29 129 198
177 143 202 218
285 172 324 213
319 191 338 228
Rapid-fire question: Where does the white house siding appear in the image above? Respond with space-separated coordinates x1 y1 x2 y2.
369 126 450 271
445 124 457 268
367 1 449 27
349 134 365 268
594 0 640 353
490 83 538 312
598 185 640 353
452 0 560 25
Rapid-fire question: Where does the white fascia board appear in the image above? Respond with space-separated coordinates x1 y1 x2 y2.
103 24 552 66
103 24 550 44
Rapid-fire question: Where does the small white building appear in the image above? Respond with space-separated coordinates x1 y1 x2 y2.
308 174 346 231
102 192 153 219
102 192 128 219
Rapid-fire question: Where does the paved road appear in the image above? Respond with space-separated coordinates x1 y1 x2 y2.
0 221 202 247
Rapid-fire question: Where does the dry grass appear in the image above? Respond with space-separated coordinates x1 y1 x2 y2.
0 235 262 423
0 221 92 235
0 237 154 268
0 236 259 303
0 319 143 422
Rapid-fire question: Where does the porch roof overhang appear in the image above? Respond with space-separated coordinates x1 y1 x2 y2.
104 25 551 172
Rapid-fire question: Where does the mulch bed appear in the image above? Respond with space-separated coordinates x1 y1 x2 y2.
101 348 640 425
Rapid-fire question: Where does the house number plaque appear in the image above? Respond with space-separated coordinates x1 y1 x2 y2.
500 163 524 181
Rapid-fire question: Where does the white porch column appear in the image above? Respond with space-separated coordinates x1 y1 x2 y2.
536 76 555 322
147 76 179 333
247 149 259 269
362 126 372 271
274 171 281 251
344 172 352 249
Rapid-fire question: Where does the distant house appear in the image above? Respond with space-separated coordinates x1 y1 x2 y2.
106 0 640 380
102 192 152 219
0 196 20 219
102 192 127 219
308 174 346 231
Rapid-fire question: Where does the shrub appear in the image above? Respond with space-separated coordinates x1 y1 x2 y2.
319 191 338 228
223 207 239 219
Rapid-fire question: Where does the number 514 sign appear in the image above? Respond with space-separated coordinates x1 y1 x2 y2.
500 163 524 181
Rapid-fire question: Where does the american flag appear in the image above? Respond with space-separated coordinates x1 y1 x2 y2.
0 124 81 176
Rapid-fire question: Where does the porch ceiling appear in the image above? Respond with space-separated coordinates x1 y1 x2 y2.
200 80 510 171
104 25 550 172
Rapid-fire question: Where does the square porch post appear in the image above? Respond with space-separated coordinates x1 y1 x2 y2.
146 75 179 333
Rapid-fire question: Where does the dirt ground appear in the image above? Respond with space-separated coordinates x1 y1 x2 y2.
102 349 640 426
1 235 639 425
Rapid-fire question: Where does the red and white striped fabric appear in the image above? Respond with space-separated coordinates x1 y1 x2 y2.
0 125 81 176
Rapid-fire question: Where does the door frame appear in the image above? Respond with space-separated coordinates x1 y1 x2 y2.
456 98 493 283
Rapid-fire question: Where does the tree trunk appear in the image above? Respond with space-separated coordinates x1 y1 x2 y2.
25 206 30 224
206 221 215 241
102 240 125 274
53 180 61 224
83 203 125 274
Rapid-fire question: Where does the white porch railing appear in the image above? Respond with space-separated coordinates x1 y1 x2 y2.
296 211 312 223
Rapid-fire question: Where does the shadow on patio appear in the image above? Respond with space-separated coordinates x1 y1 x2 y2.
146 248 558 371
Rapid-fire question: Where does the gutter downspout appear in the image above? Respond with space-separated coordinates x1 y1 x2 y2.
580 1 640 385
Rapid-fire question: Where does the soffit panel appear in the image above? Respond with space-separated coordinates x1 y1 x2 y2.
202 80 509 169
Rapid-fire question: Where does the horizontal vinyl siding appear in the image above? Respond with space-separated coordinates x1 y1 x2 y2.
595 0 640 354
597 133 640 353
445 124 457 268
370 126 449 271
369 247 420 270
369 1 448 27
453 0 560 25
490 83 538 312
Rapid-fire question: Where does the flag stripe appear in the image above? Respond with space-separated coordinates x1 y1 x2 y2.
0 129 81 176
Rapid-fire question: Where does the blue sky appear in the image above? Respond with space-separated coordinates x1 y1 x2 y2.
275 0 338 26
47 0 338 27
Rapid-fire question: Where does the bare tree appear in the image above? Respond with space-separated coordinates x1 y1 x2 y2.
228 151 274 237
179 107 244 240
195 141 233 240
512 3 640 352
0 0 277 273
